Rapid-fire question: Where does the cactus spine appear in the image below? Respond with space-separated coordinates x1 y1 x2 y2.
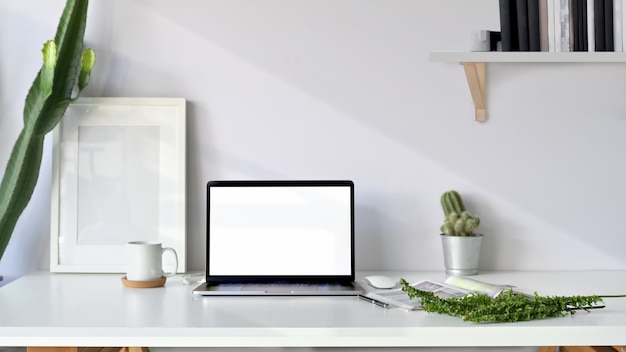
0 0 95 260
440 190 480 236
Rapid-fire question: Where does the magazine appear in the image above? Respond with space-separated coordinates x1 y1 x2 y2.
365 276 532 310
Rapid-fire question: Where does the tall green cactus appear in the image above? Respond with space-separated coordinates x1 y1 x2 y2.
0 0 95 260
440 190 480 236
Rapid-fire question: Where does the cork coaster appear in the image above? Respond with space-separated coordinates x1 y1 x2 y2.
121 276 166 288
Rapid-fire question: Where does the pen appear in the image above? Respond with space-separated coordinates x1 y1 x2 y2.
358 294 390 308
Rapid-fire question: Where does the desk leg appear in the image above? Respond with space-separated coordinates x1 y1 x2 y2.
539 347 557 352
27 348 79 352
28 348 148 352
121 348 149 352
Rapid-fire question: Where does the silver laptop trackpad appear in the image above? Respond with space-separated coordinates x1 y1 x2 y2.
242 284 319 293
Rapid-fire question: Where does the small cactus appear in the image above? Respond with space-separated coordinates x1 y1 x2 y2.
441 190 467 218
440 190 480 236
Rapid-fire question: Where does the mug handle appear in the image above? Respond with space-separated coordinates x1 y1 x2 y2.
161 247 179 277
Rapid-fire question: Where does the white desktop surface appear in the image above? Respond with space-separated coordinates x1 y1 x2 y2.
1 271 625 348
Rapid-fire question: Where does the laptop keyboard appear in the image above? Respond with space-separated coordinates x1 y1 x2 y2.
209 282 356 292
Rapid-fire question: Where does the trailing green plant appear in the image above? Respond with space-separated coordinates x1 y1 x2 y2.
400 278 610 323
0 0 95 260
440 190 480 236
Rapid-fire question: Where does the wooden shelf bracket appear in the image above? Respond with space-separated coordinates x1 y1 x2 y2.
461 62 486 122
430 51 626 122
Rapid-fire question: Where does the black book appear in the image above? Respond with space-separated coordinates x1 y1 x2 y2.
604 0 614 51
595 0 606 51
581 0 588 51
517 0 530 50
573 0 580 50
499 0 519 50
528 0 541 50
572 0 589 51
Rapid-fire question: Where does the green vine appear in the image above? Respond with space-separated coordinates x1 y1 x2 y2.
400 278 609 323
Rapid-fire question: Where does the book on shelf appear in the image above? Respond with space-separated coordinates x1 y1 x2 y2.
496 0 626 52
529 0 542 50
622 0 626 49
588 0 596 51
500 0 519 50
614 0 623 50
499 0 542 50
540 0 551 50
621 0 626 51
559 0 572 51
518 0 531 50
605 0 615 50
571 0 589 51
572 0 580 50
584 0 591 50
364 277 534 311
553 0 562 50
547 0 557 50
595 0 607 49
549 0 625 52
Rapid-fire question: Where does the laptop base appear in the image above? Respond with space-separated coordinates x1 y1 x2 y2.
192 282 364 296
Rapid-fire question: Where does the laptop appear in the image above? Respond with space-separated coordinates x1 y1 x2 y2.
193 180 364 296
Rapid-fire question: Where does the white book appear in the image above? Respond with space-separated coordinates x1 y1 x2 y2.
540 0 550 50
615 0 626 51
588 0 596 51
560 0 571 51
547 0 557 51
615 0 624 51
554 0 563 51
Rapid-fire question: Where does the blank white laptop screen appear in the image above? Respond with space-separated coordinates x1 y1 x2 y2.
208 183 353 277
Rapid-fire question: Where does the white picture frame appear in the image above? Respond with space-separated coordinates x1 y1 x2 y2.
50 97 186 273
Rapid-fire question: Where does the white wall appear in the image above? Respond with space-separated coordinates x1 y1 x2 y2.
2 0 626 283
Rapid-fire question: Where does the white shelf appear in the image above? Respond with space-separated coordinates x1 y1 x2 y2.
429 51 626 121
430 51 626 63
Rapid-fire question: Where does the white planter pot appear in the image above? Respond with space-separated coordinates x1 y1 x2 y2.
440 233 483 276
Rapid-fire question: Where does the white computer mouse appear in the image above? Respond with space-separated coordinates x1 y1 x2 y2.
363 275 397 289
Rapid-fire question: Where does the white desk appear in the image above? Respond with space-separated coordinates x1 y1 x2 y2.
1 271 625 348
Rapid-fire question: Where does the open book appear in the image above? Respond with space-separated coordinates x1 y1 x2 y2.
366 276 533 310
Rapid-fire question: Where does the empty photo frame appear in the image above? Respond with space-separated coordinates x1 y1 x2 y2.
50 98 186 273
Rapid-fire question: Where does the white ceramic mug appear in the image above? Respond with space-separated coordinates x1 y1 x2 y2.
470 30 491 52
127 241 178 281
